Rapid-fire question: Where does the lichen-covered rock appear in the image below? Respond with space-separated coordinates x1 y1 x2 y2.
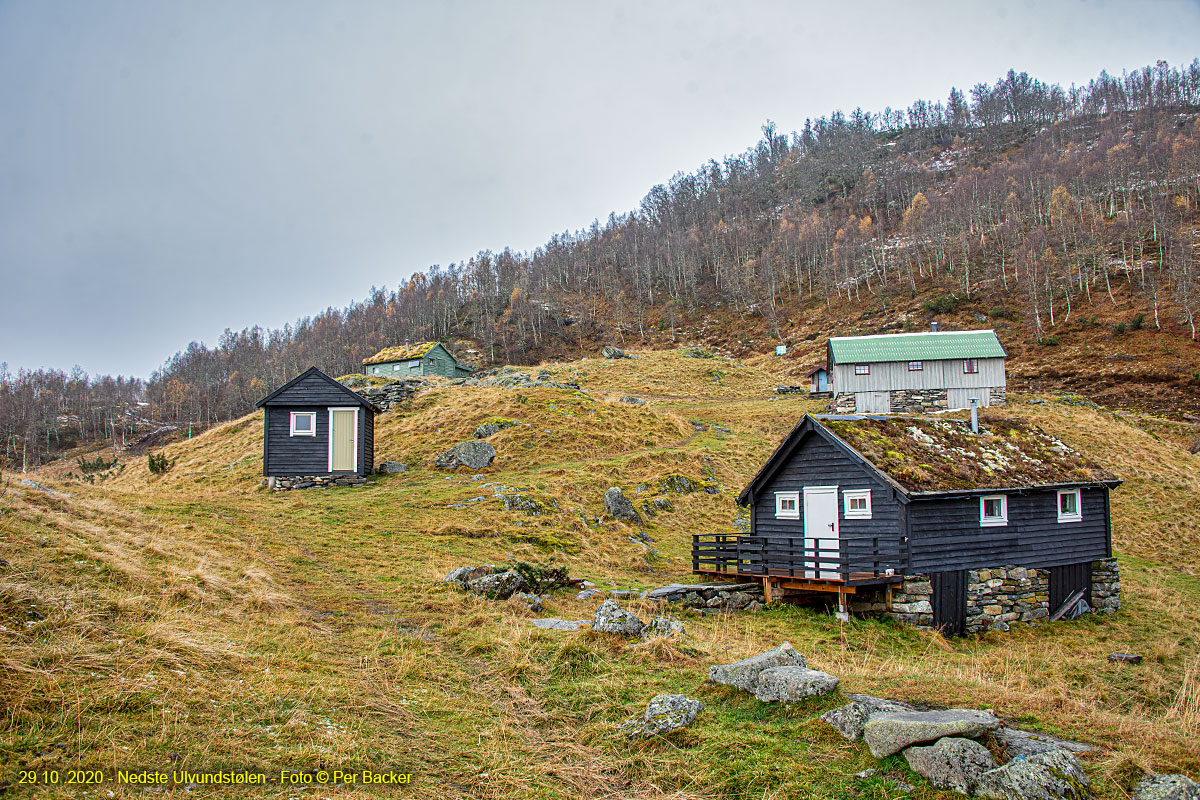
531 618 587 631
974 750 1093 800
601 346 629 359
1132 775 1200 800
513 592 543 612
501 493 560 516
863 709 1001 758
465 570 530 600
655 474 702 494
618 694 703 738
1001 728 1094 758
708 642 807 692
577 588 603 600
444 564 500 588
753 666 839 703
377 460 407 474
641 617 686 639
473 418 519 439
592 599 646 636
619 396 645 405
819 694 916 742
681 347 714 359
435 440 496 470
904 737 998 795
604 487 642 524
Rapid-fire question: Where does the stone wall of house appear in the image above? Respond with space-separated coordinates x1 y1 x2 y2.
989 386 1007 405
889 389 949 414
266 475 366 492
1090 557 1121 613
830 392 857 413
646 582 766 612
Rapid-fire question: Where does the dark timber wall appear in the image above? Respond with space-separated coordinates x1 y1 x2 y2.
906 488 1110 572
260 371 374 478
753 431 907 574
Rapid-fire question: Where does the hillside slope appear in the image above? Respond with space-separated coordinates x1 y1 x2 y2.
4 349 1200 798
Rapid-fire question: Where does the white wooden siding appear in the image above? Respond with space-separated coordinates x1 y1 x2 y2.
832 357 1005 393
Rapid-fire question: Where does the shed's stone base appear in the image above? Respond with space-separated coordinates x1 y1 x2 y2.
647 582 766 612
830 392 857 413
889 389 948 414
850 560 1119 633
266 475 366 492
989 386 1007 405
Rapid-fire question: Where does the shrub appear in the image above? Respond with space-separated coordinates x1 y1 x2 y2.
1081 314 1098 327
988 306 1015 320
921 295 957 315
507 558 571 594
1130 313 1145 331
1040 334 1060 346
77 454 117 474
1113 322 1127 335
147 452 176 475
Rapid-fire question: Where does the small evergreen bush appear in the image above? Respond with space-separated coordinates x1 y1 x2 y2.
148 452 176 475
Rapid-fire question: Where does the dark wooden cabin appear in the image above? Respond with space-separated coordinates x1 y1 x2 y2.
694 413 1122 635
255 367 379 479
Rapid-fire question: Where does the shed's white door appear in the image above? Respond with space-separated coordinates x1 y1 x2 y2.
948 388 989 410
330 408 357 472
854 391 890 413
803 486 840 580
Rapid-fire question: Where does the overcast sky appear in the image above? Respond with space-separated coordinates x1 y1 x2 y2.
2 0 1198 379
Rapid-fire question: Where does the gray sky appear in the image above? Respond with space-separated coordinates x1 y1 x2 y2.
2 0 1198 379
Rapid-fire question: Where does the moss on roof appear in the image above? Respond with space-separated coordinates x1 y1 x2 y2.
362 342 442 365
821 413 1118 493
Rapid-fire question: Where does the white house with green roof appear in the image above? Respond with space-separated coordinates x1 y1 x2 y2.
826 328 1007 414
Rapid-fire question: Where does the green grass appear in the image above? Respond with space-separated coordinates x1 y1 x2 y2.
2 351 1199 798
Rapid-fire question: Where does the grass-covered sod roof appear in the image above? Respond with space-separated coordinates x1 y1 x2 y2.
362 342 442 365
821 413 1119 493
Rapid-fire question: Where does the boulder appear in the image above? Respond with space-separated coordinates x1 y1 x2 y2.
513 592 543 612
465 570 530 600
577 588 603 600
435 440 496 470
642 617 686 639
377 460 407 474
619 396 645 406
753 666 839 703
974 750 1093 800
532 618 587 631
863 709 1002 758
444 565 499 588
592 600 646 636
1132 774 1200 800
473 418 519 439
604 487 642 525
904 737 998 795
708 642 807 692
820 694 917 742
618 694 703 739
601 346 629 359
1001 728 1094 758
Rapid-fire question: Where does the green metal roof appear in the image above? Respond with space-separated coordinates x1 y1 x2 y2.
829 330 1006 364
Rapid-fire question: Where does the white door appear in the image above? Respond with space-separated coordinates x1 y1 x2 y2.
948 387 989 410
854 391 890 413
803 486 840 580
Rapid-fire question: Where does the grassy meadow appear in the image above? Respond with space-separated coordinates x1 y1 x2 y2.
2 349 1199 798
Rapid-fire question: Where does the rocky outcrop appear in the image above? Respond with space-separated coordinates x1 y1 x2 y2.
904 737 997 795
376 461 407 474
1132 774 1200 800
435 440 496 470
974 750 1093 800
444 565 500 588
752 667 839 703
708 642 807 692
473 418 520 439
618 694 703 739
531 618 587 631
820 694 916 742
862 709 1001 758
603 487 642 525
592 600 645 637
513 592 543 612
601 346 632 359
1000 728 1093 758
642 617 686 639
465 570 530 600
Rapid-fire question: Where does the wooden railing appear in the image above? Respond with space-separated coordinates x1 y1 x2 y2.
693 533 902 583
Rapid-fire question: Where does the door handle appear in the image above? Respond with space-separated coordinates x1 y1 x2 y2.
829 523 835 531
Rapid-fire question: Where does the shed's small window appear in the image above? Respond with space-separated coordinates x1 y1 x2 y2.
393 364 401 371
908 361 923 371
372 367 380 375
290 412 316 437
980 494 1007 527
854 364 870 375
963 358 979 374
843 489 872 519
1057 489 1082 523
775 491 799 519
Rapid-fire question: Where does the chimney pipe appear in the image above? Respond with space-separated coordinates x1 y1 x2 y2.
969 397 979 433
931 321 939 332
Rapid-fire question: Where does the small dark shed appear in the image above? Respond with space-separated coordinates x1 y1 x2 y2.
255 367 379 480
694 413 1123 635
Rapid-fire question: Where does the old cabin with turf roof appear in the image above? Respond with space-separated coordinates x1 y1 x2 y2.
694 413 1122 636
362 341 473 379
255 367 380 490
828 327 1008 414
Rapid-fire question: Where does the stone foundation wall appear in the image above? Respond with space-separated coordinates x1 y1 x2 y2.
989 386 1007 405
266 475 366 492
647 582 766 613
889 389 949 414
1090 557 1121 612
830 392 856 413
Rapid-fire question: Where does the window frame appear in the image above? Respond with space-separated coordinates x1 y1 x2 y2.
775 491 800 520
963 358 979 374
980 494 1008 527
289 411 317 437
843 488 873 519
908 361 923 371
854 364 871 375
1057 489 1082 523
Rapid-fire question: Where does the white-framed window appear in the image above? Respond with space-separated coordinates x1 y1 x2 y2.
775 491 800 519
392 364 401 371
980 494 1008 527
908 361 923 371
963 358 979 374
372 366 380 375
1057 489 1082 523
290 411 317 437
843 489 872 519
854 364 870 375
